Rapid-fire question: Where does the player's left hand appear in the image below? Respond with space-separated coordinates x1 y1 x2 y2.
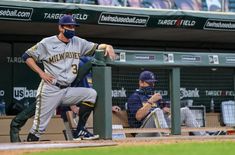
104 45 116 60
148 93 162 104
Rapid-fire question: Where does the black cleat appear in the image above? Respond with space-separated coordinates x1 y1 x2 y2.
27 133 39 142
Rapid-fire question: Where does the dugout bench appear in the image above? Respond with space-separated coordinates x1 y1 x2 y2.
64 108 235 140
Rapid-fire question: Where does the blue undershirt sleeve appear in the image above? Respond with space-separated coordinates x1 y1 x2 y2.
22 53 31 61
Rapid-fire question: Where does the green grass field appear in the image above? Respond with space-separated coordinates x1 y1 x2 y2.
27 141 235 155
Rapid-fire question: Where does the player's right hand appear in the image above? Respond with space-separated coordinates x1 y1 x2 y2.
39 72 55 84
163 107 170 114
148 93 162 104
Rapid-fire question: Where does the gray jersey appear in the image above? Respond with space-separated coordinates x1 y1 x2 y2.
26 35 97 85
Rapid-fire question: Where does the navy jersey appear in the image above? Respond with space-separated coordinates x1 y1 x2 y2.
127 88 169 128
127 90 151 128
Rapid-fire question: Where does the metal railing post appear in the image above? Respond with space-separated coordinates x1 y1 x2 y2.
92 51 112 139
170 67 181 135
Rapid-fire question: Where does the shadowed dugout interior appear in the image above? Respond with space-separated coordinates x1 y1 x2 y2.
111 67 235 131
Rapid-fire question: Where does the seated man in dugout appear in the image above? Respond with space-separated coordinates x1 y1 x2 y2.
126 70 208 137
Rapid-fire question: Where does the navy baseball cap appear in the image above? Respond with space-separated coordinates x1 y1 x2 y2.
139 71 157 83
59 15 79 26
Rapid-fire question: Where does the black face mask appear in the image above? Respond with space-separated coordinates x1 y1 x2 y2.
63 29 75 39
138 86 155 96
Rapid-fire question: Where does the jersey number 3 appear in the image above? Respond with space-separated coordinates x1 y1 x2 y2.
71 64 78 74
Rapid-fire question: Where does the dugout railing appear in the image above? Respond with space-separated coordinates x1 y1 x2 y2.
92 49 235 139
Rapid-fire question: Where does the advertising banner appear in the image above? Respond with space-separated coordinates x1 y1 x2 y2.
0 1 235 31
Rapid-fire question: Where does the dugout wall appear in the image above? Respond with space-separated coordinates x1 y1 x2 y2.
93 50 235 138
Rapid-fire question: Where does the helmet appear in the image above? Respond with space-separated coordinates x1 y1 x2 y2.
58 15 79 26
139 71 157 83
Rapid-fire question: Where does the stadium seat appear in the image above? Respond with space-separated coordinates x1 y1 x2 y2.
65 0 97 4
229 0 235 11
97 0 123 6
221 101 235 127
142 0 175 9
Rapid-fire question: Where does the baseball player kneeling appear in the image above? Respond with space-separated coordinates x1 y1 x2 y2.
22 14 115 141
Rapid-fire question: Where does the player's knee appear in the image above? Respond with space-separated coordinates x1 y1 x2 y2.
181 107 193 117
90 88 97 99
10 116 20 128
181 107 189 112
183 107 191 113
85 88 97 103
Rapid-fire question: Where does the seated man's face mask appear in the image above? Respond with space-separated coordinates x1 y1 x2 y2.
139 85 155 96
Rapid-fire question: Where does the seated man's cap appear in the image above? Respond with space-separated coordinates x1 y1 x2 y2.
59 15 79 26
139 71 157 83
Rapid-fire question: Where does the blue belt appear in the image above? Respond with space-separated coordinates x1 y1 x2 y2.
55 83 70 89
